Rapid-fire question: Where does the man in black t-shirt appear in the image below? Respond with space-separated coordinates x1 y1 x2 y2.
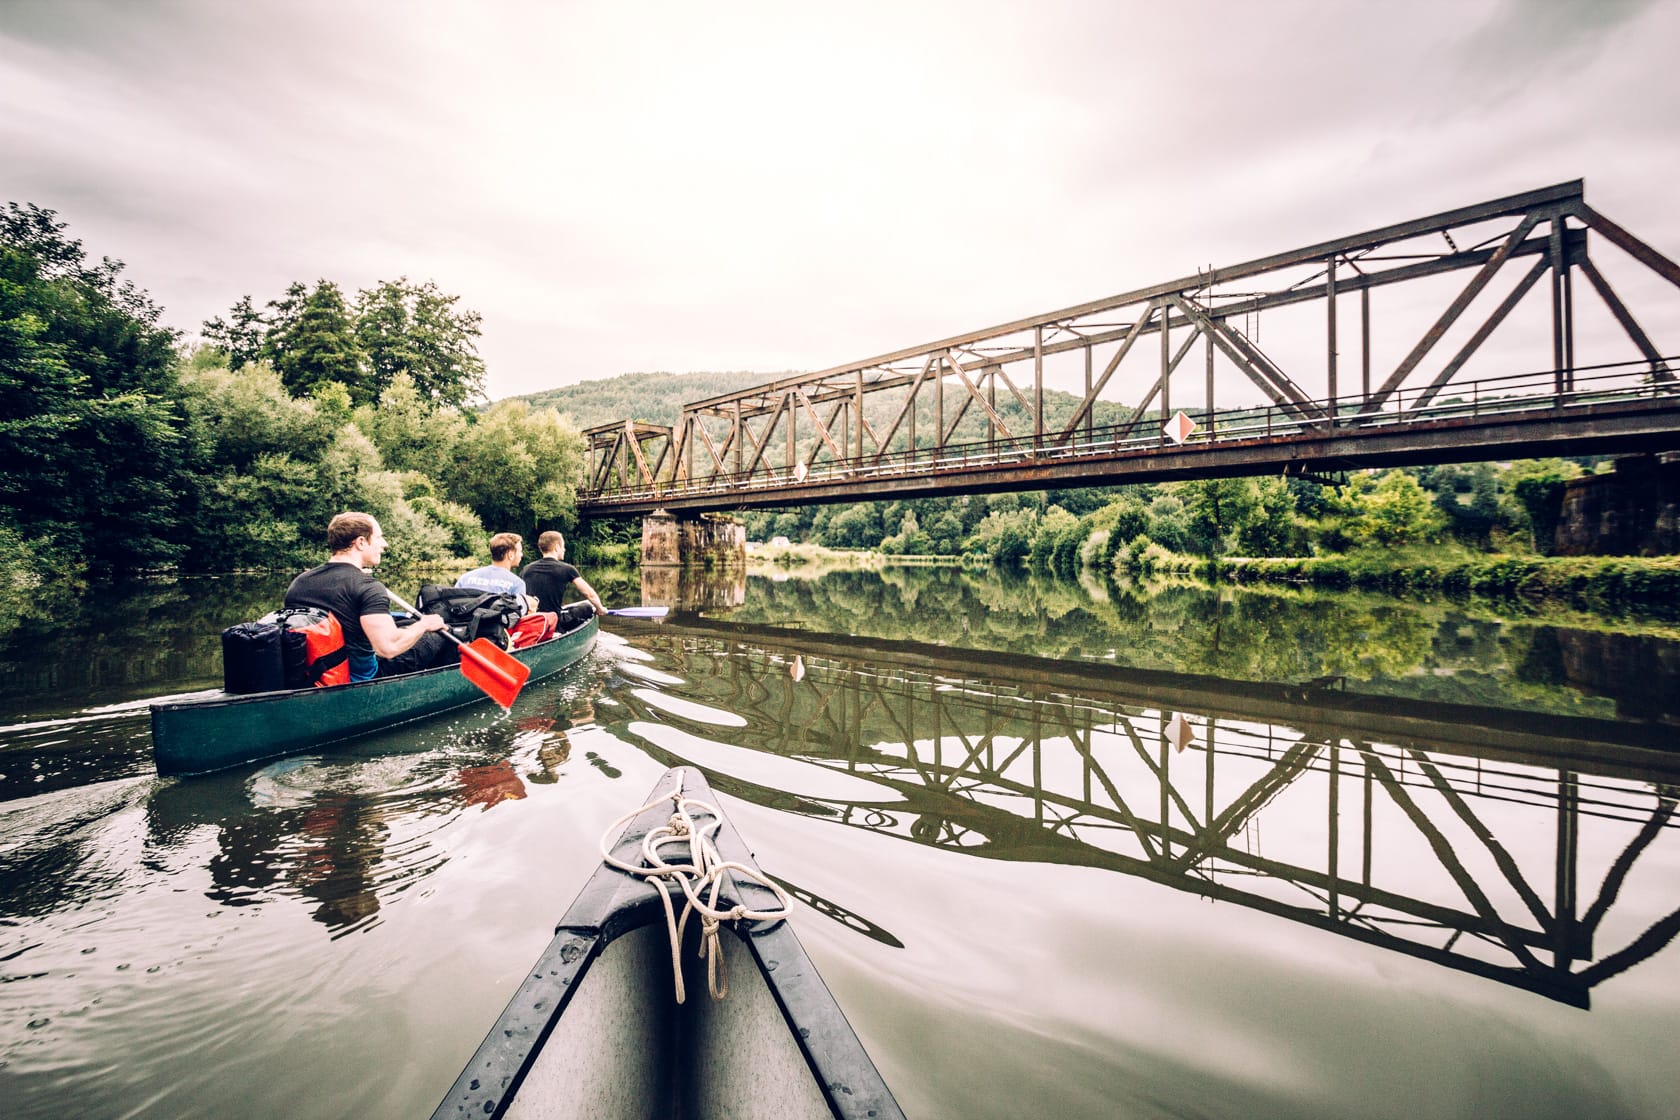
520 531 605 616
285 512 449 681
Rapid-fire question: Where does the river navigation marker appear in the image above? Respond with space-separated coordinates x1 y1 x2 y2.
1163 410 1197 445
1166 711 1195 752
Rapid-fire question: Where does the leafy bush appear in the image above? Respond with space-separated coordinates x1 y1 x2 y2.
965 508 1038 566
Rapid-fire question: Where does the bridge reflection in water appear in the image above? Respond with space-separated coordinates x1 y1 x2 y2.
608 617 1680 1011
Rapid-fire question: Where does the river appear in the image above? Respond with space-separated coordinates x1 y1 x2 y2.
2 565 1678 1119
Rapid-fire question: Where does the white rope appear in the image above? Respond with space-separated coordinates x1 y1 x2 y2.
598 774 793 1003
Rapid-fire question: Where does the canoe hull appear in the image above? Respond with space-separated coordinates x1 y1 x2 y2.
432 766 904 1120
150 616 597 776
499 921 839 1120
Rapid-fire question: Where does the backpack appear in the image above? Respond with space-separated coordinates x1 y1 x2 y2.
415 585 525 649
260 607 349 688
223 607 348 693
508 611 557 649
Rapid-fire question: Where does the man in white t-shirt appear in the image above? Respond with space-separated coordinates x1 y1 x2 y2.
456 532 535 612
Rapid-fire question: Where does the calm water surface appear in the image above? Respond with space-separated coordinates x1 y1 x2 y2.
2 567 1678 1119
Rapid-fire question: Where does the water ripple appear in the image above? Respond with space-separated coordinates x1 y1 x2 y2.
624 719 904 805
627 687 746 727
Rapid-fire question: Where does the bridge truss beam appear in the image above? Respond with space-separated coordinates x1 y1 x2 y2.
582 180 1680 516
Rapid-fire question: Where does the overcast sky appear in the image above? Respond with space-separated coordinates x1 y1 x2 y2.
3 0 1677 402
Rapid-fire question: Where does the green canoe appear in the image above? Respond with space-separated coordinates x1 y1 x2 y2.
150 614 598 777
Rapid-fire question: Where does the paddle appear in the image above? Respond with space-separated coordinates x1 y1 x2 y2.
605 606 669 618
386 591 531 710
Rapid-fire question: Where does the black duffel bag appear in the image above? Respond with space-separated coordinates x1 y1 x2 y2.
224 608 344 693
414 586 525 649
222 621 287 694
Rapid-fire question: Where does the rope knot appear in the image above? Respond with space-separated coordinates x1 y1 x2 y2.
598 781 792 1005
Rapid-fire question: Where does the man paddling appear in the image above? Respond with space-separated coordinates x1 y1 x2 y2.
521 531 605 617
285 512 449 682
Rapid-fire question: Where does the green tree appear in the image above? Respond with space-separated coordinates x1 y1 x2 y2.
1144 492 1191 553
1 202 191 577
966 507 1038 565
822 503 884 549
881 509 931 555
354 277 486 408
1027 505 1079 569
1099 493 1152 568
1501 459 1580 555
174 363 343 571
1235 478 1304 557
440 400 585 542
1336 471 1448 549
172 362 477 571
353 372 468 475
1423 462 1501 547
263 280 365 401
201 294 266 370
1180 478 1261 557
926 509 966 555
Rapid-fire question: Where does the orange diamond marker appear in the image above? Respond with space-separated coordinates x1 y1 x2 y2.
1163 410 1197 445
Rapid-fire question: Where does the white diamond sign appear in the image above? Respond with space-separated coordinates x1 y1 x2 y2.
1163 410 1197 445
1166 711 1195 752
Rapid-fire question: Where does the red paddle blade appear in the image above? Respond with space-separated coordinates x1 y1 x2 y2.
458 638 531 709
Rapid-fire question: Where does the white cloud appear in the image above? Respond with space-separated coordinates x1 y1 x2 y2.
3 0 1678 399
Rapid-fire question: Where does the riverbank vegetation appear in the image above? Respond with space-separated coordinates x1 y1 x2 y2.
1 204 585 605
718 468 1679 613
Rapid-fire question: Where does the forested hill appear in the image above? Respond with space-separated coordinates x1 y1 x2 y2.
512 369 1132 433
516 371 776 429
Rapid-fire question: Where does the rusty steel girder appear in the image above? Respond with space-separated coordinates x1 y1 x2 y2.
582 181 1680 515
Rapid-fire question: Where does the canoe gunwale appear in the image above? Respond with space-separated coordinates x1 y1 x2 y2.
430 766 905 1120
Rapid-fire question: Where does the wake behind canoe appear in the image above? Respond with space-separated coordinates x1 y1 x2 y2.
149 614 597 777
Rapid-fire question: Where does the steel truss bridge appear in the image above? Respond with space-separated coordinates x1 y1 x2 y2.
580 181 1680 517
607 617 1680 1009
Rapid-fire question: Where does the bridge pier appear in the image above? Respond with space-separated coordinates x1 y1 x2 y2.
641 509 746 570
1556 454 1680 555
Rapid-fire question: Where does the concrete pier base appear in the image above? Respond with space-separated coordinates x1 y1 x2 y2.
641 510 681 567
1556 455 1680 556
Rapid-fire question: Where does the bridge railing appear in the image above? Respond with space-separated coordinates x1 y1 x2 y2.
581 357 1680 506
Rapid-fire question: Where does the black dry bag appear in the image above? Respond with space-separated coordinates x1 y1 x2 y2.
221 621 288 694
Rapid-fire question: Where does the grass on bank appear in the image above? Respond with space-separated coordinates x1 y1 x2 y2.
745 541 963 569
